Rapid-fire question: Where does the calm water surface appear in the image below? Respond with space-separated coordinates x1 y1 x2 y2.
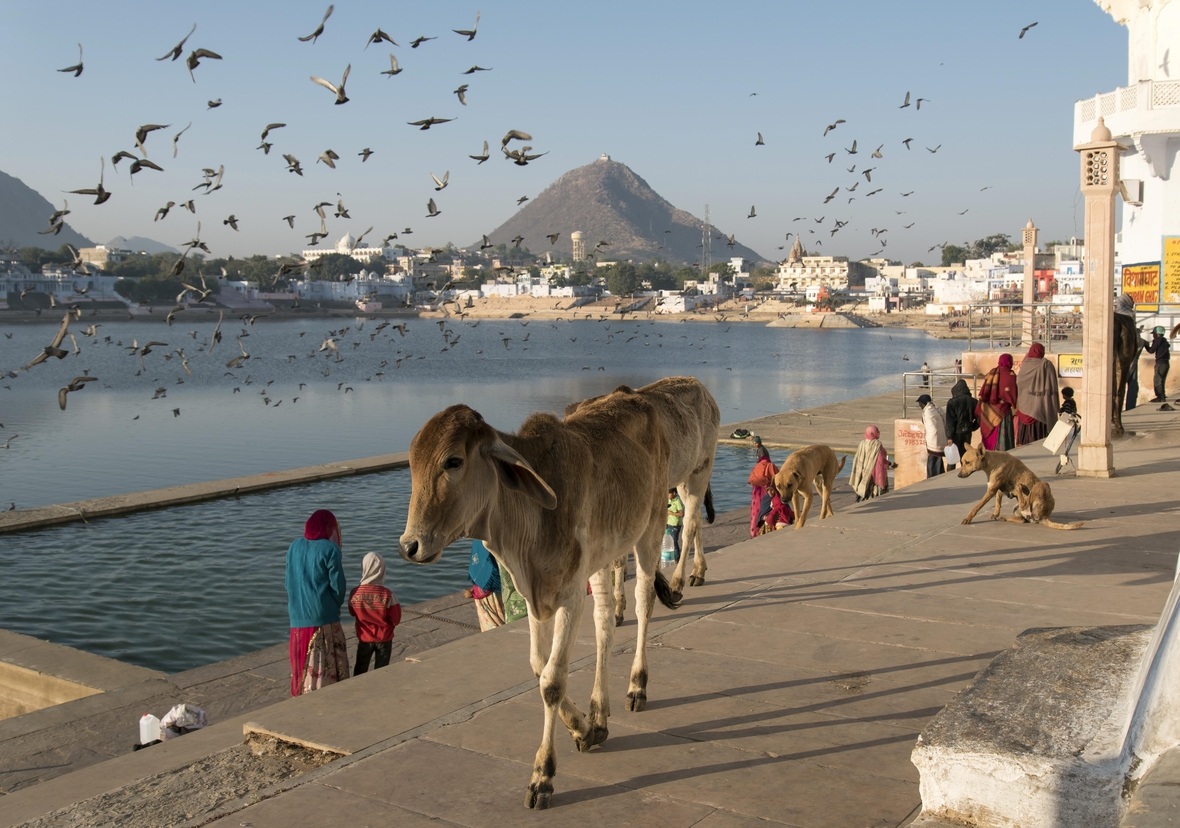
0 317 960 672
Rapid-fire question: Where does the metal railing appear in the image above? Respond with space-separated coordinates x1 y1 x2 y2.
965 302 1083 351
901 372 978 419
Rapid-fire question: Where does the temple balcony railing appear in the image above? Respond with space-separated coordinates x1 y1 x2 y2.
1074 79 1180 146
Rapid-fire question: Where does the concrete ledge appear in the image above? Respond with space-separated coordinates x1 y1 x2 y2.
0 452 409 534
912 625 1153 827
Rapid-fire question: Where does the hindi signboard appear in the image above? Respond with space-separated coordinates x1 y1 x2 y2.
1163 237 1180 305
1058 353 1083 378
1121 262 1161 311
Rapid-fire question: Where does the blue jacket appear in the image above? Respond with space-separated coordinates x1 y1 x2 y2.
285 537 347 628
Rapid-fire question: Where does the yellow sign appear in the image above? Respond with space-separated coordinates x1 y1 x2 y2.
1163 238 1180 304
1058 353 1083 378
1122 262 1160 311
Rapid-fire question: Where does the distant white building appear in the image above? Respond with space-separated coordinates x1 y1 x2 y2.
302 233 392 266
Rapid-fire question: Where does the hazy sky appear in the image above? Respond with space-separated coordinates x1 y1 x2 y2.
0 1 1126 265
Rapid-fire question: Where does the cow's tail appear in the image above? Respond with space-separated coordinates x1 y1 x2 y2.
654 570 681 610
836 455 847 475
704 484 715 524
1040 518 1085 531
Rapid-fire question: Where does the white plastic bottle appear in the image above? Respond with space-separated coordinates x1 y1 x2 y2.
139 713 161 745
661 531 676 569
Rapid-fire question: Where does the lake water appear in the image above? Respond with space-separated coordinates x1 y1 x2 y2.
0 317 963 672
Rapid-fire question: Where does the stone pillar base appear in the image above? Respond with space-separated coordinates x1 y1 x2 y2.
1078 443 1116 478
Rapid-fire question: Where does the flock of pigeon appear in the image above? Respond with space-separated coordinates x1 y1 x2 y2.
741 20 1042 262
46 7 549 281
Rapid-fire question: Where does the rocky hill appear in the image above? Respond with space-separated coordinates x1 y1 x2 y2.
481 156 766 265
0 169 93 250
107 236 179 255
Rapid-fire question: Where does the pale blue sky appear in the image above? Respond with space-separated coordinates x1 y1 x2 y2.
0 0 1126 264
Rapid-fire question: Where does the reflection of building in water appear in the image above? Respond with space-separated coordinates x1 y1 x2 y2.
1073 0 1180 267
570 230 585 262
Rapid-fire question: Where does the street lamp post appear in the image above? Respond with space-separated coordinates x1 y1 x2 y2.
1074 117 1126 478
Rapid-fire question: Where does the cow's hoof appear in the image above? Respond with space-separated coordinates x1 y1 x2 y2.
575 725 608 752
525 784 552 810
626 690 647 712
669 590 683 605
689 575 705 587
614 613 624 627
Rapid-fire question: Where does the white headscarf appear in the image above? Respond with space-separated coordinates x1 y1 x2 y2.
360 552 385 585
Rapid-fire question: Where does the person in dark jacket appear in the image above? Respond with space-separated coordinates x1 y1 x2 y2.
944 379 979 470
1145 326 1171 402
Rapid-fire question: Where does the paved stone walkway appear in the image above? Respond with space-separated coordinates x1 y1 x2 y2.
3 403 1179 827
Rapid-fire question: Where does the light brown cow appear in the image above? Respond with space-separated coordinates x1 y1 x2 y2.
566 377 719 622
399 391 680 810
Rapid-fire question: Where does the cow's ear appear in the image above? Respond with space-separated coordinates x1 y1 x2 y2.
1018 483 1030 497
485 440 558 510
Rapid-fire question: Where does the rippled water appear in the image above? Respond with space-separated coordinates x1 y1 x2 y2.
0 317 960 672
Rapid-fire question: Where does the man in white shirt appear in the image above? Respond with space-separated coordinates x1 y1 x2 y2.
917 393 946 478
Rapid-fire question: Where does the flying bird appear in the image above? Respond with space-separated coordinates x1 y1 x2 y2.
902 138 913 150
1019 21 1038 39
260 123 285 141
547 232 560 245
916 98 929 109
334 198 350 218
957 209 969 215
755 132 764 146
747 205 756 218
516 195 529 205
224 215 239 230
358 147 373 162
299 5 334 43
157 23 197 61
825 152 835 163
310 64 350 104
283 154 303 175
845 140 858 154
453 11 480 40
365 28 397 49
134 123 170 156
900 190 914 196
461 65 490 74
469 140 490 163
185 48 222 83
67 158 111 205
823 119 845 136
407 116 454 130
431 171 449 190
318 149 340 168
58 43 83 77
410 35 436 48
871 144 884 158
155 202 175 221
171 122 192 157
426 198 441 217
899 91 911 109
381 53 403 77
454 84 468 105
823 187 839 203
207 98 222 109
58 376 96 411
927 144 941 153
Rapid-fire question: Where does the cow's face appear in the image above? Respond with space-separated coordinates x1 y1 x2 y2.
399 405 556 565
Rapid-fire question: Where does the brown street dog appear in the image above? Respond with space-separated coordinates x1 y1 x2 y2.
772 444 846 529
957 443 1084 530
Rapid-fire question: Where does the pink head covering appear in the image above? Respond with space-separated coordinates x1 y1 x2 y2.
864 425 880 440
998 353 1014 369
304 509 341 545
1026 343 1045 359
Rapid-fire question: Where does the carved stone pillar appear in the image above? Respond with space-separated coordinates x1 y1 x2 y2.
1022 219 1038 345
1074 117 1126 478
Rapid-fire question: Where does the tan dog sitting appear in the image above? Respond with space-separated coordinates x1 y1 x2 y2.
772 444 846 529
958 444 1084 530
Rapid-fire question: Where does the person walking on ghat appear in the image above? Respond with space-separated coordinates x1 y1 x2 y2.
1056 387 1080 475
1015 343 1059 446
917 394 947 478
348 553 401 675
1145 325 1171 402
666 487 685 562
849 425 889 501
976 353 1018 451
286 509 349 696
944 379 979 470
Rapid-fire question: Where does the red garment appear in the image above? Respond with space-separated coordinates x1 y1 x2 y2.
304 509 341 545
766 492 795 530
348 584 401 643
289 626 316 697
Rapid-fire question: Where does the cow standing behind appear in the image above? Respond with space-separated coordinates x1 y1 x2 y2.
565 377 720 622
399 391 679 809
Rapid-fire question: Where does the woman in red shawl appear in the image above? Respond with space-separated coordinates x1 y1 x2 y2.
286 509 350 696
1015 343 1060 446
976 353 1018 451
748 452 778 538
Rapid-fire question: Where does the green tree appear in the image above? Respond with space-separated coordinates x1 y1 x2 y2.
567 261 591 287
708 262 735 281
908 261 925 268
606 262 639 297
969 233 1012 259
673 266 697 290
941 245 968 267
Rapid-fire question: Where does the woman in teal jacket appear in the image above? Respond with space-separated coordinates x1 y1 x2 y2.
286 509 349 695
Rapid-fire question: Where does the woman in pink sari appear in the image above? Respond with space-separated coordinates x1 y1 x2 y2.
286 509 350 696
748 453 778 538
975 354 1018 451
